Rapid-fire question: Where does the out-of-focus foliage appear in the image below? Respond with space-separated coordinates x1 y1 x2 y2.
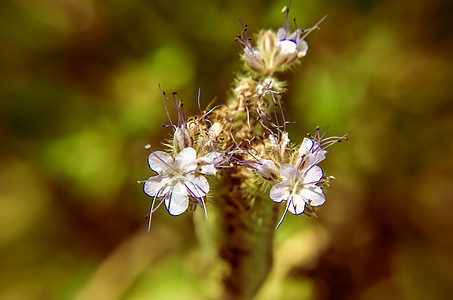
1 0 453 299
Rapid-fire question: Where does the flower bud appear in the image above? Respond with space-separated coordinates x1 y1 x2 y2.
258 30 276 57
255 159 279 180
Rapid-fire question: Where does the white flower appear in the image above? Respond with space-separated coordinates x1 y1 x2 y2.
270 163 325 228
273 37 308 68
143 147 210 218
275 29 309 60
272 7 309 67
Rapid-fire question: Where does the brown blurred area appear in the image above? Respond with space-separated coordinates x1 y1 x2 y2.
1 0 453 299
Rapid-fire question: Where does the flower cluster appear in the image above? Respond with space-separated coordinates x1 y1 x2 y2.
252 128 347 228
140 8 346 230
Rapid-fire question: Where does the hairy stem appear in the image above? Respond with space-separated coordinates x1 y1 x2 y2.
218 167 278 300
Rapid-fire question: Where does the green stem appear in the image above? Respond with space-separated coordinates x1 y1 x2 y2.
218 167 279 300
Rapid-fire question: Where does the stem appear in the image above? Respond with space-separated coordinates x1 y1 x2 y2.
218 166 279 300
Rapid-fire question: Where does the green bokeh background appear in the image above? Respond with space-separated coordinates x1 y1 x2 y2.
1 0 453 299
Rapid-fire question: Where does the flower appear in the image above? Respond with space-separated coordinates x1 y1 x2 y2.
237 7 325 75
274 7 309 63
143 147 210 223
270 163 326 228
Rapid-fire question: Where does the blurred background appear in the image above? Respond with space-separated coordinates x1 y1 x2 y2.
1 0 453 299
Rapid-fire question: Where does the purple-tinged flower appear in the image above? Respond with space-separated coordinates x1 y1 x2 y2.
266 128 348 228
274 7 310 63
270 163 326 229
142 147 210 228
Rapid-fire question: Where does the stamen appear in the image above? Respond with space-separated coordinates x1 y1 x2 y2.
184 182 209 220
200 197 208 221
146 194 165 232
300 15 327 40
308 127 349 151
245 101 251 129
273 93 286 132
235 20 252 51
159 85 174 128
281 0 292 31
175 96 187 128
257 113 273 134
146 194 157 233
317 176 334 185
203 104 225 118
276 196 291 230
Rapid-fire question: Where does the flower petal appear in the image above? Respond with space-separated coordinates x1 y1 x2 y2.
175 147 197 173
244 49 265 73
143 176 168 197
299 138 314 156
280 164 297 184
199 165 217 176
304 165 323 183
303 143 327 167
288 194 306 215
197 152 221 176
276 39 298 62
185 174 209 197
200 151 222 165
301 186 325 206
307 150 327 167
148 151 173 174
276 27 288 40
165 182 189 216
270 184 290 203
296 40 308 57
